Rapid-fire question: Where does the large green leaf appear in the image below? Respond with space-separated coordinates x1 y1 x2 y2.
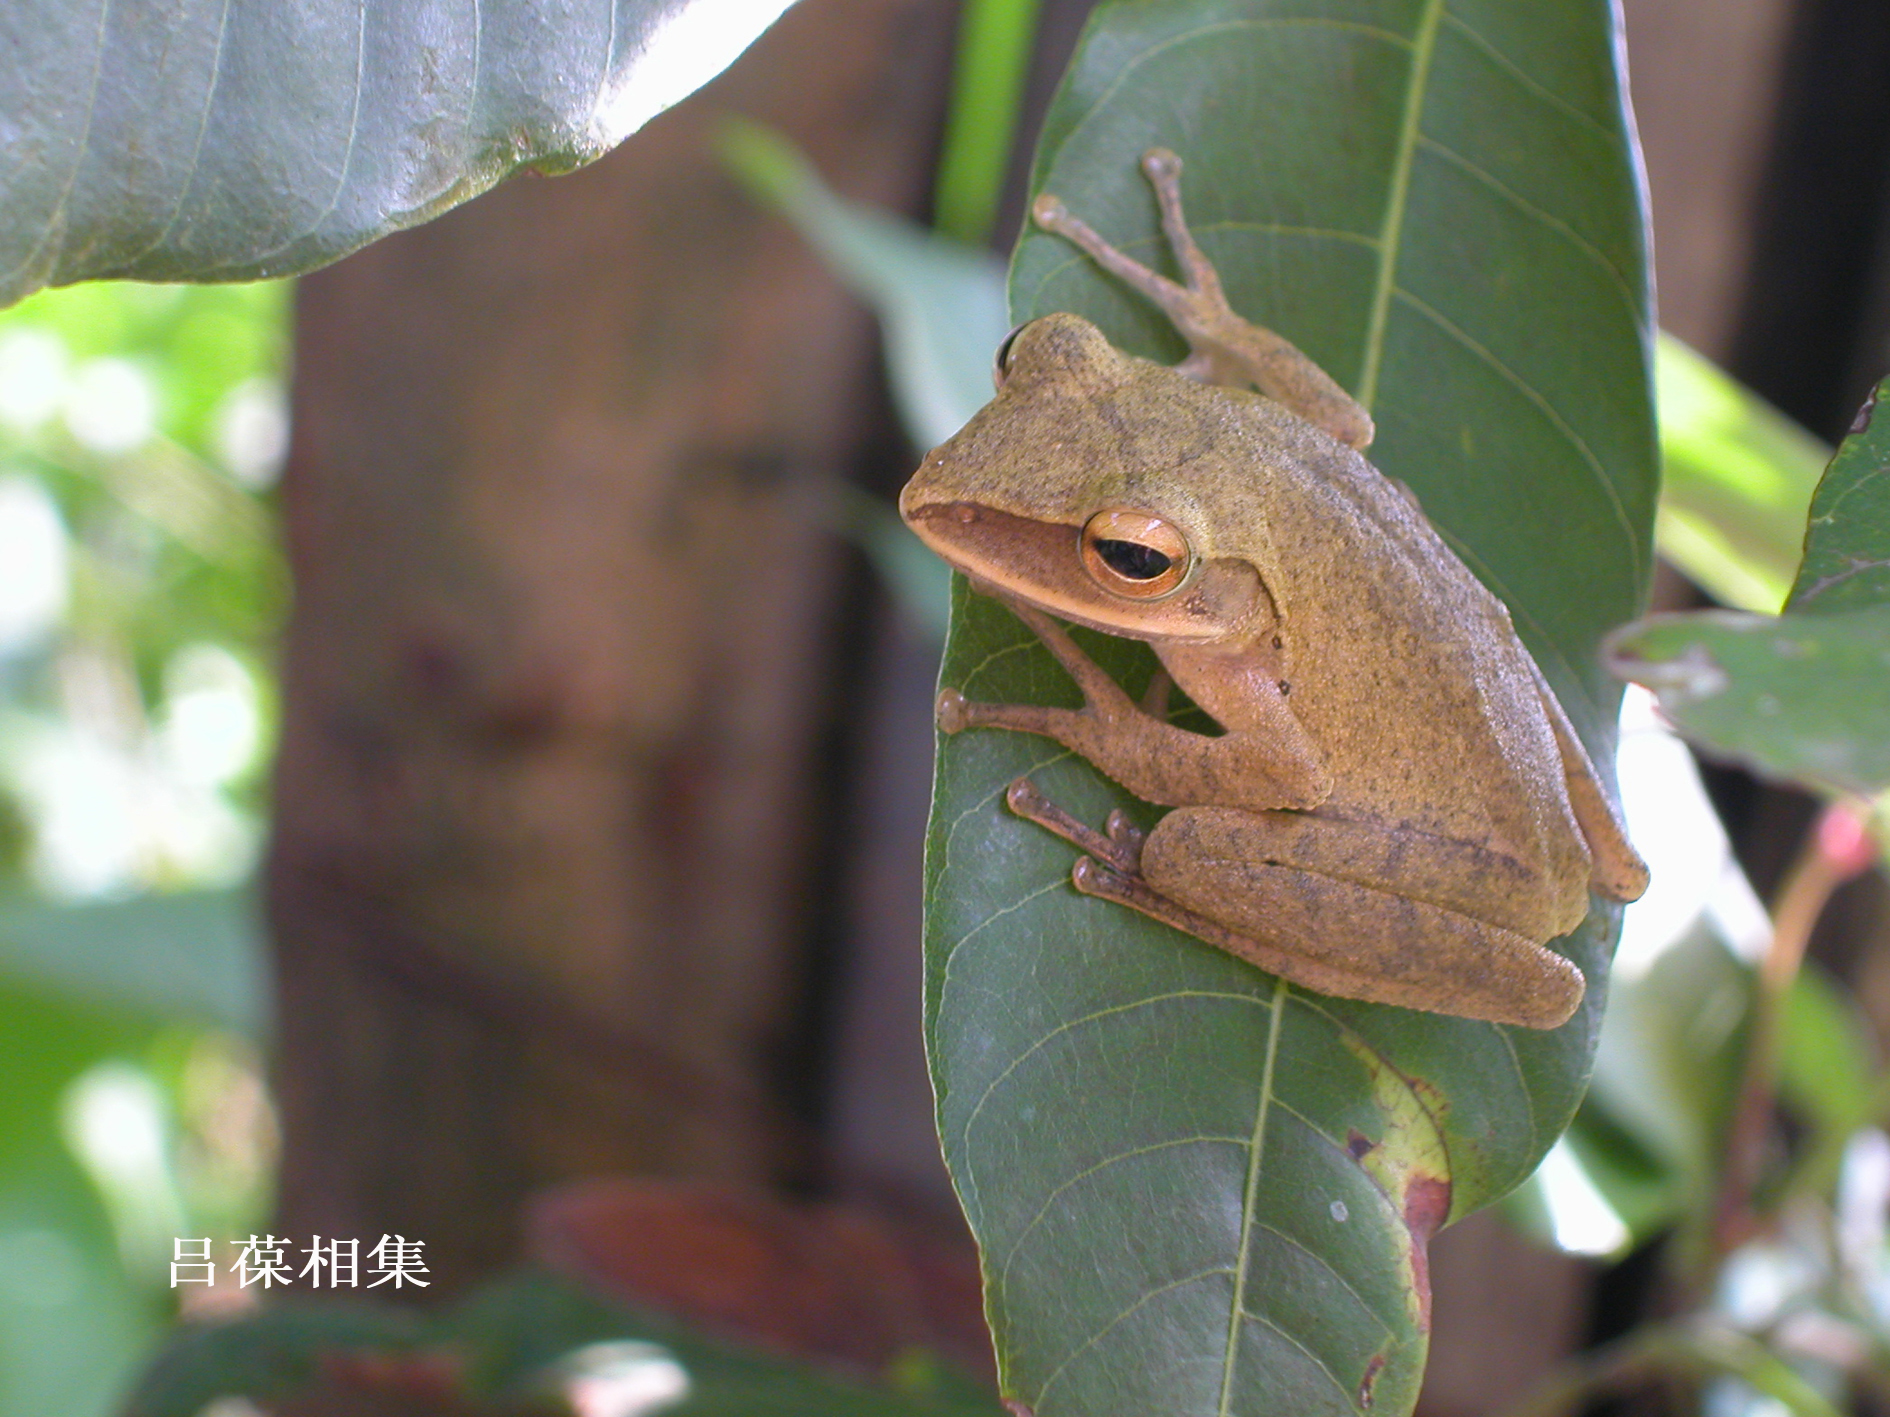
1608 378 1890 794
0 0 799 307
922 3 1657 1414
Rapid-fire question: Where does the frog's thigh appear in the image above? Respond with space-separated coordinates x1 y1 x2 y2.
1151 806 1579 939
1141 808 1585 1024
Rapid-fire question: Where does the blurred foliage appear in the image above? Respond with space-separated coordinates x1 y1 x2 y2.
0 278 285 1417
1655 336 1832 616
127 1269 1007 1416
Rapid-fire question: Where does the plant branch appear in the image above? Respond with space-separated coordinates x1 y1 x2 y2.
1712 801 1879 1257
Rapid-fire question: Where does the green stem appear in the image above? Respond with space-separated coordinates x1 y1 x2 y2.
931 0 1044 246
1709 806 1866 1264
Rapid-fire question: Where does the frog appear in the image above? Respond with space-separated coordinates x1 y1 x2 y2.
898 148 1649 1030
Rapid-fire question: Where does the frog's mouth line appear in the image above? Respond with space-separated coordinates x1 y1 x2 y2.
901 499 1264 644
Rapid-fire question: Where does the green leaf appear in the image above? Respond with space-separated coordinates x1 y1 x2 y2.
1654 334 1830 615
1608 377 1890 794
1778 962 1877 1140
923 3 1657 1415
0 0 799 307
1790 382 1890 612
124 1271 1007 1417
1606 605 1890 796
0 890 266 1036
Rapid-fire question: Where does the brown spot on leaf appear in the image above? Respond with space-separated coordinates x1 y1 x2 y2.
1346 1128 1376 1160
1358 1352 1387 1409
1403 1172 1452 1335
1404 1172 1451 1244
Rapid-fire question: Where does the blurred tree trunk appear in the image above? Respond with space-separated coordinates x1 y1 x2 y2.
267 0 955 1295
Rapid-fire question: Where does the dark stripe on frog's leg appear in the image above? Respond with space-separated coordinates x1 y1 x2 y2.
1147 804 1583 940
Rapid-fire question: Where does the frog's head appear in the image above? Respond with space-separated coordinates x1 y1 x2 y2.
899 312 1274 643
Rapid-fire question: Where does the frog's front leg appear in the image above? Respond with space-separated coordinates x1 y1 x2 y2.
1033 148 1375 450
939 594 1328 811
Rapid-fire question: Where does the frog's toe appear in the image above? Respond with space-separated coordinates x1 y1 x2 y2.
936 688 970 733
1141 147 1181 181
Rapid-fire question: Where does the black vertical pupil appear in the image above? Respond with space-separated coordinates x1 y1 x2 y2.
1096 538 1172 579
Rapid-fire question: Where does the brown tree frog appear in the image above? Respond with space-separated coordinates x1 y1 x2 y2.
899 149 1649 1030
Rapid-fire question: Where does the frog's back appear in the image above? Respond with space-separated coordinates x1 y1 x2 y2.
1202 393 1590 897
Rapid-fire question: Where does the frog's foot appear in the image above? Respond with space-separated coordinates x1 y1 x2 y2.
1031 150 1373 449
1005 777 1143 874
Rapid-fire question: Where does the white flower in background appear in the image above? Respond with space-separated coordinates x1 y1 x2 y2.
156 644 263 787
214 377 289 489
5 675 261 898
0 475 68 653
0 327 69 431
11 723 146 896
64 357 157 453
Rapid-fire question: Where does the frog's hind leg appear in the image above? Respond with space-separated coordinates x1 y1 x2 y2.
1031 148 1374 449
1074 850 1584 1030
1067 855 1422 1011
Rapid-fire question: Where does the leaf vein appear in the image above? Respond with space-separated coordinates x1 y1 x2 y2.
1219 978 1288 1417
248 0 372 267
1392 284 1646 594
960 990 1272 1164
4 0 113 290
997 1135 1252 1296
1439 12 1615 142
1356 0 1444 410
1415 135 1639 315
1252 1221 1398 1340
1030 1266 1238 1410
1237 1307 1358 1407
127 0 235 267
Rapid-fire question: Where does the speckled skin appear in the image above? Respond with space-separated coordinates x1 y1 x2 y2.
902 311 1648 1030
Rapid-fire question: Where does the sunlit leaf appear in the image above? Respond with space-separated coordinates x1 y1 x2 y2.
1791 382 1890 612
1654 335 1829 614
0 0 801 306
922 3 1658 1414
1609 377 1890 794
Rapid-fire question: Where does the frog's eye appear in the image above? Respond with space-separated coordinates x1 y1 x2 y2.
992 324 1028 390
1080 509 1190 598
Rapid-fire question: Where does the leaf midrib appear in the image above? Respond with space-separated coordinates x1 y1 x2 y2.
1217 978 1288 1417
1356 0 1444 412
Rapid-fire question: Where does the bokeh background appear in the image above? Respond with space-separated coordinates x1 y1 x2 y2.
1 0 1886 1412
